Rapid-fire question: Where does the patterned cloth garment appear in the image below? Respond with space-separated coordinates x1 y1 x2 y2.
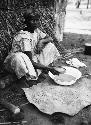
4 28 60 80
10 28 46 56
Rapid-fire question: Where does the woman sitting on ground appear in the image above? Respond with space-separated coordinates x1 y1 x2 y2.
3 12 63 84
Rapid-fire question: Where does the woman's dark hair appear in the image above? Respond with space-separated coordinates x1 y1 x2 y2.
23 11 40 32
23 12 40 25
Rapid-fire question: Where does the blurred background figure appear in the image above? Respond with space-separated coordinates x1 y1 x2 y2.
87 0 90 9
75 0 81 8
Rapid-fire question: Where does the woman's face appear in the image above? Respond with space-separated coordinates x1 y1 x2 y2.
30 19 39 29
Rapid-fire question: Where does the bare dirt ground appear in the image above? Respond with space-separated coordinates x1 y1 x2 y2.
21 32 91 125
0 32 91 125
21 6 91 125
0 4 91 125
21 33 91 125
65 1 91 35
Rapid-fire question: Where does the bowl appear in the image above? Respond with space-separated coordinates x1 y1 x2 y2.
84 42 91 55
48 66 82 86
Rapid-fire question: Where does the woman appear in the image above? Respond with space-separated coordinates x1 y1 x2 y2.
4 12 62 83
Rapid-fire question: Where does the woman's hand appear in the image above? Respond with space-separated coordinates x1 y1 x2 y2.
35 37 52 54
49 67 66 75
48 67 60 75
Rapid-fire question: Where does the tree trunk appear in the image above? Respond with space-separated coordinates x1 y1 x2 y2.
54 0 67 42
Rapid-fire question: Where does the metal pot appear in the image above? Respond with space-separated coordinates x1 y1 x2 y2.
84 43 91 55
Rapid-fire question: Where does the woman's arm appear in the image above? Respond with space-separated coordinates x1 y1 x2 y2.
24 51 51 70
35 37 53 54
32 60 59 75
24 51 59 75
39 37 53 44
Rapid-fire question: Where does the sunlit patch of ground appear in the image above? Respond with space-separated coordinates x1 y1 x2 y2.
0 6 91 125
64 7 91 35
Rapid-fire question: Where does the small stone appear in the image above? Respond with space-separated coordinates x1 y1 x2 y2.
0 80 5 89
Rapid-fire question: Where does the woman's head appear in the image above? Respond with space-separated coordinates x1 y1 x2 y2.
23 12 40 32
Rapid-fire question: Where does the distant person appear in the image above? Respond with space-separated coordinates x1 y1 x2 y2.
75 0 81 8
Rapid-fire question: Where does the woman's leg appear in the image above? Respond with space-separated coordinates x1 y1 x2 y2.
4 52 37 80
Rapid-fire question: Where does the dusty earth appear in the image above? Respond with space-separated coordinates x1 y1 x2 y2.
0 5 91 125
21 33 91 125
65 3 91 35
0 32 91 125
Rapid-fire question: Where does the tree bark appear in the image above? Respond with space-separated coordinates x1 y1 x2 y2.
54 0 67 42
